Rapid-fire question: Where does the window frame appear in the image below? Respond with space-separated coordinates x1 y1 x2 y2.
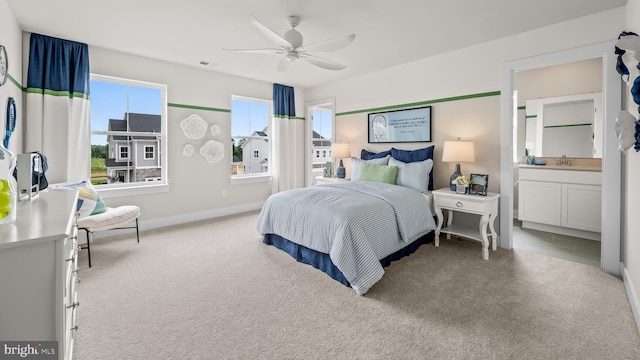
230 95 273 185
90 74 169 198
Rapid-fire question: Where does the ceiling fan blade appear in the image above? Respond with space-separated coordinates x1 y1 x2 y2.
301 53 346 70
250 14 293 49
304 34 356 52
277 58 291 72
223 48 285 55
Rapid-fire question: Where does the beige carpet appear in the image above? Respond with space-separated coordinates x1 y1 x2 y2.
73 211 640 359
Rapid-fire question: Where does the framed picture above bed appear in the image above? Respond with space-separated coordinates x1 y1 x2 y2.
368 106 432 143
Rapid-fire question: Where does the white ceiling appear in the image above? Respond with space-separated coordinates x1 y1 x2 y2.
6 0 627 89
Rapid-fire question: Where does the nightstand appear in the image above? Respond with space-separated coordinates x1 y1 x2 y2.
314 176 350 184
432 188 500 260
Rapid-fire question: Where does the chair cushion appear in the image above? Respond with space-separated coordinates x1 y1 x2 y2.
77 205 140 232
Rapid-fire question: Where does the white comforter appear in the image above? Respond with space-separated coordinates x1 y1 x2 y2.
256 181 436 295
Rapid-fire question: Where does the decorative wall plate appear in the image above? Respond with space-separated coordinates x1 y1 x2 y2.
0 45 7 87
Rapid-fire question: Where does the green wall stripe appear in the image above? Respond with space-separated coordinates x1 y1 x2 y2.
8 74 25 91
544 123 591 128
168 103 305 120
168 103 231 113
335 90 501 116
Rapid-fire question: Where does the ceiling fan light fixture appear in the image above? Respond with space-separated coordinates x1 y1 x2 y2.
285 51 300 61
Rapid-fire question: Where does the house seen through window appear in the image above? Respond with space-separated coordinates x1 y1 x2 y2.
90 74 167 187
231 96 271 177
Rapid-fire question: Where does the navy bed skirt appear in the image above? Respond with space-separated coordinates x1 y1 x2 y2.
262 231 434 287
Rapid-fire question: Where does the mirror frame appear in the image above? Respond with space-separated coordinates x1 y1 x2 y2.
500 41 621 276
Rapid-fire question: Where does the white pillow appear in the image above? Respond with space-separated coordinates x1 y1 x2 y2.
351 155 390 181
388 157 433 193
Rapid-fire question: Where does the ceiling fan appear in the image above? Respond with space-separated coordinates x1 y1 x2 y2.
224 14 355 71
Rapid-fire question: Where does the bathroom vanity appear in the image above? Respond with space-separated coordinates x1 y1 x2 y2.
517 162 601 241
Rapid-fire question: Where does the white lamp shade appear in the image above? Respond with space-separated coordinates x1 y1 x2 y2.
331 143 351 158
442 140 475 163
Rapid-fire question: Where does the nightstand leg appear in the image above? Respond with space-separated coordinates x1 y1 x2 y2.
489 212 498 251
435 206 444 247
446 209 453 240
479 214 490 260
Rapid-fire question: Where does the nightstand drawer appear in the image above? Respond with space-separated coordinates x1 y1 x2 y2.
437 196 486 214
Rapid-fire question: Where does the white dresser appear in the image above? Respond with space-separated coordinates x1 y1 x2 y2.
0 191 79 360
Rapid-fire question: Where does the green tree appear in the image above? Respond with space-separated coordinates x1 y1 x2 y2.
91 145 107 159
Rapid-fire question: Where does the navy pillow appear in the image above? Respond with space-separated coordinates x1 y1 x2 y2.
391 146 435 190
361 149 391 160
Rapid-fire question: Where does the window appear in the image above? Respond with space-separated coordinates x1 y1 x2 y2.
144 145 155 160
119 145 129 160
231 96 272 180
90 74 167 192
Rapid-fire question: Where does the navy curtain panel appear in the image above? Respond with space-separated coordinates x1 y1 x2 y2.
273 83 295 117
25 33 91 183
27 33 90 98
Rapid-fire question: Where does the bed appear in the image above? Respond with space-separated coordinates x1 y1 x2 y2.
257 146 437 295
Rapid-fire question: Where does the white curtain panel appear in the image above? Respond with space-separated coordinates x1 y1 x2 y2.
25 94 90 183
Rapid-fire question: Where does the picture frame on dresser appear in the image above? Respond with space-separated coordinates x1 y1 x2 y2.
469 173 488 196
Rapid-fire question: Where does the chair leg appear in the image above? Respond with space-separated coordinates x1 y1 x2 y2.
84 229 92 268
135 218 140 243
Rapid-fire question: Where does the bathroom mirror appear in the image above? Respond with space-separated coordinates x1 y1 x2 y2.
515 58 603 160
528 92 603 158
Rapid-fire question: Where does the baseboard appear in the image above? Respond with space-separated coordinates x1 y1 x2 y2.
88 201 264 240
622 263 640 335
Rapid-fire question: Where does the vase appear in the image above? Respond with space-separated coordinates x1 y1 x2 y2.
456 184 468 194
0 144 17 225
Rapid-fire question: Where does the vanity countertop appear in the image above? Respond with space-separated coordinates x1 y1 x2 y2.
517 164 601 172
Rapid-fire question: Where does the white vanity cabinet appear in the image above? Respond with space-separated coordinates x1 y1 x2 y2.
0 191 79 360
518 167 601 240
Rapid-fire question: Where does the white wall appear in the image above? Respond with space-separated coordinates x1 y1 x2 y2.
623 0 640 331
306 7 625 196
0 0 23 156
85 46 306 226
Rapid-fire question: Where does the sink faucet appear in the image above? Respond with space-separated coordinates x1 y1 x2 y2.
556 155 571 166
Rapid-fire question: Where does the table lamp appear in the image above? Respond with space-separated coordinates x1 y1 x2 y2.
331 143 351 178
442 139 475 191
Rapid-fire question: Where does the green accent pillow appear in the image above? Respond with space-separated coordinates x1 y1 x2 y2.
358 162 398 184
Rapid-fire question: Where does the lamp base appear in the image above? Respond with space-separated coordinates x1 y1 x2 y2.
336 159 346 179
449 163 462 191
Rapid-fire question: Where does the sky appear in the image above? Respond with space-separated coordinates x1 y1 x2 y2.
312 108 332 140
90 79 162 145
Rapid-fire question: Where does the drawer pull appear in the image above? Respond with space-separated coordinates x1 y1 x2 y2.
456 201 463 207
67 302 80 309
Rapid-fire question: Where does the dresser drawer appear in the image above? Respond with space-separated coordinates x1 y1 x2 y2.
437 196 487 214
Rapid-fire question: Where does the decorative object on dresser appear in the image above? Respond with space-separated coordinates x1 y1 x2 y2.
0 141 16 225
442 139 475 191
367 106 432 143
51 180 141 267
432 188 500 260
469 173 489 196
331 142 351 179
